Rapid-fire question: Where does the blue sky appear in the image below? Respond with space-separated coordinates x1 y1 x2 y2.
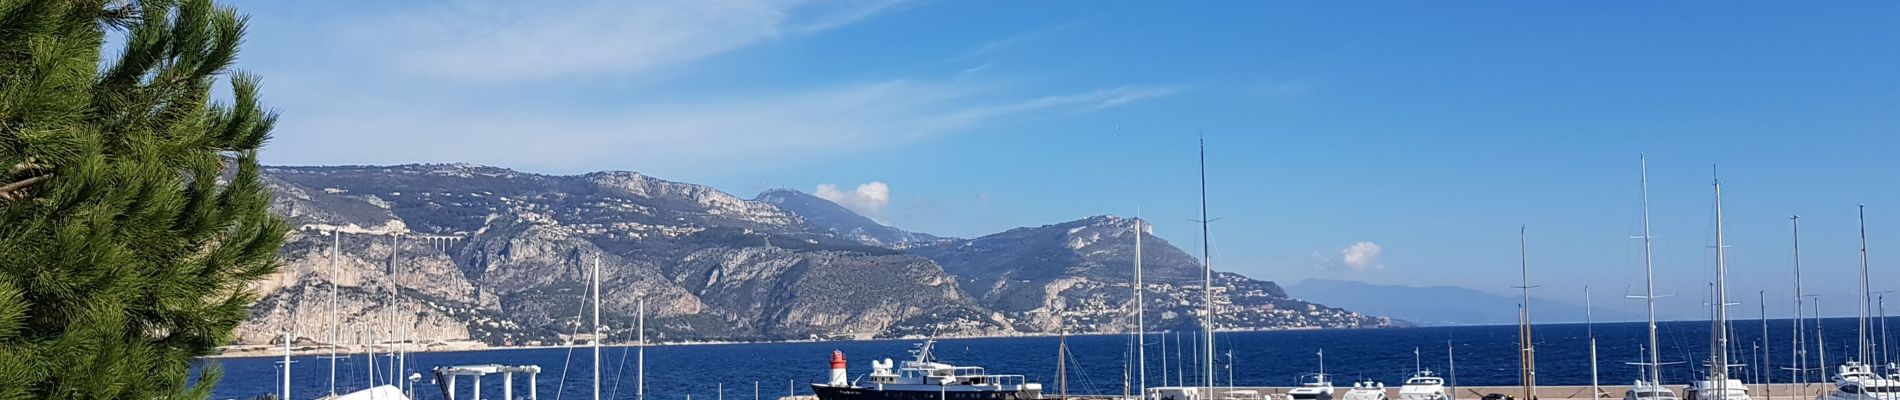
228 1 1900 320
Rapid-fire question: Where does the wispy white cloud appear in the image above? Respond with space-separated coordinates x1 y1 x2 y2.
346 0 908 82
944 21 1084 64
1341 242 1383 271
253 0 1178 175
270 80 1181 174
814 182 890 217
1308 241 1384 272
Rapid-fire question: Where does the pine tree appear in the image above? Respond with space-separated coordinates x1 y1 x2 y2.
0 0 285 398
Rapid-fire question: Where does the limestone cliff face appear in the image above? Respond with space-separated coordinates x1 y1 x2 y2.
238 164 1016 346
236 164 1393 347
908 216 1395 333
237 232 479 345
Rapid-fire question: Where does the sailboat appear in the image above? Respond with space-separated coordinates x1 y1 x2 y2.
323 231 411 400
1682 170 1749 400
1146 138 1220 400
1817 206 1900 400
1625 156 1681 400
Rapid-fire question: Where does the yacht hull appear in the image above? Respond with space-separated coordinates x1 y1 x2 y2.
813 384 1040 400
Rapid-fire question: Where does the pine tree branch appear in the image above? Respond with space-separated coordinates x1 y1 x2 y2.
0 174 53 201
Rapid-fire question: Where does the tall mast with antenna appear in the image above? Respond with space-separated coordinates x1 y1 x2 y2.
1516 226 1537 400
1711 169 1734 390
1860 205 1874 366
1638 156 1664 389
1135 216 1146 396
1791 215 1806 389
1197 137 1215 392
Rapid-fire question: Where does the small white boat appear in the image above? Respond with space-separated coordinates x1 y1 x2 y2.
1341 380 1386 400
1397 371 1447 400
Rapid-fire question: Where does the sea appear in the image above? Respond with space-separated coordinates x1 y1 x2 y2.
202 317 1896 400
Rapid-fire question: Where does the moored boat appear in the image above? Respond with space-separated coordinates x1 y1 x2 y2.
811 340 1042 400
1397 372 1447 400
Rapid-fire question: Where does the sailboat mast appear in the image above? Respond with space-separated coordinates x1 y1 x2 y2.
1588 286 1599 399
1817 299 1828 372
1517 226 1536 398
1197 137 1214 391
1760 290 1771 400
1060 326 1069 400
1792 215 1806 387
1448 341 1458 400
1136 217 1147 395
1640 156 1663 387
1713 171 1732 381
1882 295 1892 372
594 256 603 400
639 298 647 400
1860 205 1873 365
330 230 339 397
1160 328 1169 387
284 328 293 400
384 234 396 386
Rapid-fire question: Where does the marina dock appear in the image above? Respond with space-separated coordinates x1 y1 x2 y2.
779 384 1835 400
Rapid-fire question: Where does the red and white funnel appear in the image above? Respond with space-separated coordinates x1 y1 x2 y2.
828 350 848 386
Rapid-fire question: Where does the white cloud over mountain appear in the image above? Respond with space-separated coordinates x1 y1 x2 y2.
815 182 890 217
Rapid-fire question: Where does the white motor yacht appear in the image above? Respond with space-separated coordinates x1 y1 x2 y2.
1288 374 1336 400
1341 380 1387 400
1624 380 1680 400
1398 371 1447 400
1818 361 1900 400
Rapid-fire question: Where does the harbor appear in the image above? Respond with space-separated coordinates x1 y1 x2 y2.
776 384 1841 400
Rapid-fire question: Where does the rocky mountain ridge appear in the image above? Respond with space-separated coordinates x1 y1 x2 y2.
238 163 1392 347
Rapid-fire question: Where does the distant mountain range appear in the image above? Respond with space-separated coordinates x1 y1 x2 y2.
238 163 1397 347
1288 279 1642 326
